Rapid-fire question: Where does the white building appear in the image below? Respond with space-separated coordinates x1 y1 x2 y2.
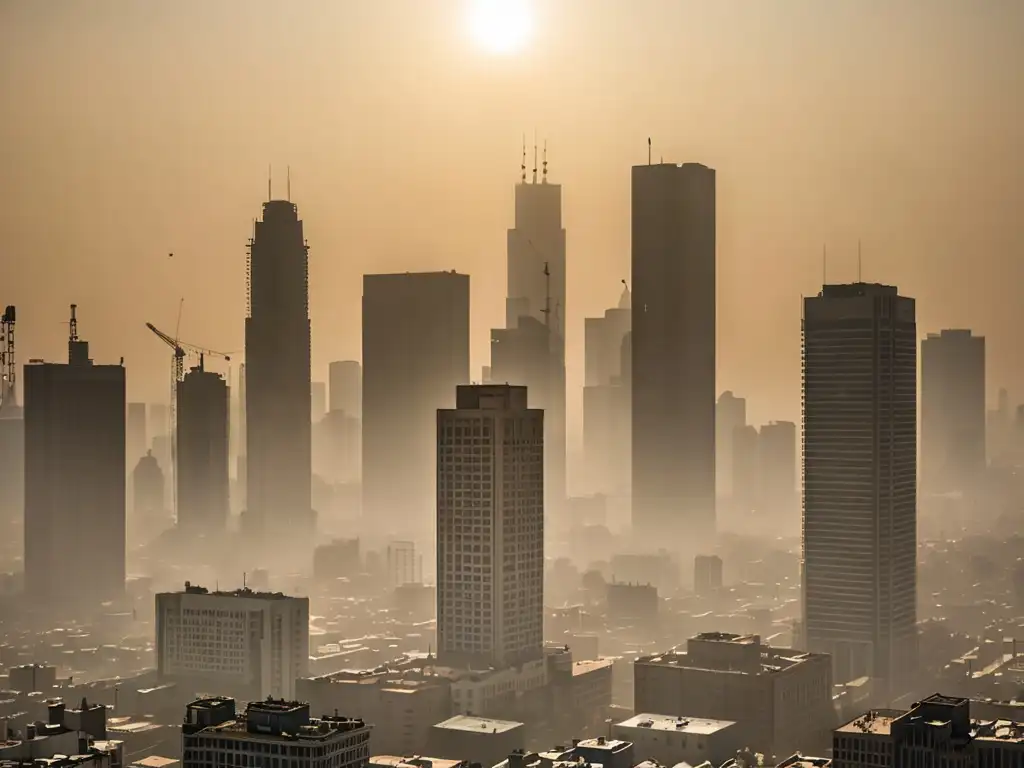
437 384 544 669
613 713 739 767
156 583 309 700
182 698 369 768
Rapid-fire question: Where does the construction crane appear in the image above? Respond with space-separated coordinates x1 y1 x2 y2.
0 305 15 410
145 322 233 378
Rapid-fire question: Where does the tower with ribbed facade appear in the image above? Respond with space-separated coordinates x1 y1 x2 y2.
243 193 314 563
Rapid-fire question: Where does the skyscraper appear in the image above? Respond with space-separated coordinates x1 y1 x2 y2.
921 329 986 495
631 162 717 546
126 402 148 470
328 360 361 417
362 271 470 542
802 283 917 686
177 359 229 534
437 385 544 668
716 392 747 499
503 153 566 517
243 196 313 556
24 306 126 606
132 450 167 543
759 420 797 516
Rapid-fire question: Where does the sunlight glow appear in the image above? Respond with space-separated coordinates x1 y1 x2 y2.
467 0 533 56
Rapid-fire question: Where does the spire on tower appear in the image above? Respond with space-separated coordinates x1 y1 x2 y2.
521 135 527 183
542 140 548 183
287 166 291 201
532 130 538 184
268 165 272 201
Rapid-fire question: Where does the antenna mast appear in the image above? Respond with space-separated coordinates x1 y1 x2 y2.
267 165 272 201
69 304 78 344
532 131 538 183
521 135 527 183
0 306 15 409
542 140 548 183
857 239 862 282
542 261 551 331
648 137 652 165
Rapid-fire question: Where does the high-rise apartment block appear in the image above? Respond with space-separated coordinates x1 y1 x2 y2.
131 450 167 543
176 361 229 534
24 308 126 607
802 283 917 686
156 582 310 700
437 385 544 669
362 271 470 541
329 360 362 417
631 162 716 547
921 329 986 495
244 197 314 555
716 392 747 499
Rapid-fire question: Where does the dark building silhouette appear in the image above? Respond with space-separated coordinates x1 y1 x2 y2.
311 381 326 423
362 271 469 542
802 283 917 687
716 392 747 499
24 306 126 606
759 420 798 516
328 360 361 417
0 332 23 539
631 162 717 547
501 157 567 518
921 329 986 495
126 402 147 470
243 197 314 555
582 287 632 496
437 385 544 668
131 449 168 543
177 359 229 534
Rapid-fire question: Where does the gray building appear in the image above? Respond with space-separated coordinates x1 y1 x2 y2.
437 385 544 669
177 360 229 534
631 162 716 548
329 360 362 417
802 283 917 687
716 391 747 499
921 329 986 495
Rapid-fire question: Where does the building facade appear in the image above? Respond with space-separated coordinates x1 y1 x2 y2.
437 385 544 669
176 361 229 533
802 283 918 687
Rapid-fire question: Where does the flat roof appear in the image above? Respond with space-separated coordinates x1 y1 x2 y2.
370 757 465 768
131 758 179 768
433 715 522 734
836 710 901 736
617 713 736 735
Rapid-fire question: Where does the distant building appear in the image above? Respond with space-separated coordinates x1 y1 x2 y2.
716 392 747 499
802 283 917 687
614 713 739 768
635 633 834 758
182 697 369 768
156 583 309 700
362 272 470 541
921 329 986 495
8 663 57 693
732 424 760 511
429 715 524 768
632 162 716 548
694 555 723 594
24 308 126 607
0 408 24 537
126 402 148 470
176 361 229 534
329 360 362 417
606 582 658 627
437 385 544 669
759 421 797 514
311 381 327 423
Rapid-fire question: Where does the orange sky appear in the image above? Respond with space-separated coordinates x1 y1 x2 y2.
1 0 1022 440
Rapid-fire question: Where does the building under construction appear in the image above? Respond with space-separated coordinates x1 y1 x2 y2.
24 306 126 608
0 305 23 556
243 193 314 557
177 358 229 534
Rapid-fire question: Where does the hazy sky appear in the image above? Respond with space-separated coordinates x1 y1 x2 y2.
1 0 1022 435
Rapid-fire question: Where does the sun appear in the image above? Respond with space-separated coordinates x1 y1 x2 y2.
467 0 533 55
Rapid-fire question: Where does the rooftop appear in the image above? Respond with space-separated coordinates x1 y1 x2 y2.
575 737 631 751
776 756 832 768
836 710 902 736
616 713 736 735
369 757 467 768
433 715 522 734
166 582 296 600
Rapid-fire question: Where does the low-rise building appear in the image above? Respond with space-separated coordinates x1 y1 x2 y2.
613 713 738 767
429 715 524 768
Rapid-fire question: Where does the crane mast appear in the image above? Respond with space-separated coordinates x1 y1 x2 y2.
0 305 15 410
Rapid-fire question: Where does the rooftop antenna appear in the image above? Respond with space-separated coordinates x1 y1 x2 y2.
69 304 78 344
267 165 272 201
647 137 652 165
286 166 291 202
532 131 538 184
542 140 548 183
541 262 551 331
521 135 527 183
857 239 863 282
822 244 828 286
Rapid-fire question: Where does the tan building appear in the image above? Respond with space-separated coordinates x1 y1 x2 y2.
635 633 834 759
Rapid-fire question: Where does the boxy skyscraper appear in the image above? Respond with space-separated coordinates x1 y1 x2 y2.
24 305 126 607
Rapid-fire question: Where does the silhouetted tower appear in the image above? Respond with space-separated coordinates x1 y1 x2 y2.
0 305 23 534
177 357 230 534
24 305 126 607
802 282 917 689
503 144 567 516
243 193 314 553
131 450 167 543
631 161 717 547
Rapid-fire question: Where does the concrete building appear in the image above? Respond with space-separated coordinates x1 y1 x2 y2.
634 633 834 759
716 392 747 499
921 329 986 495
759 420 797 515
329 360 362 417
437 385 544 669
613 713 739 767
429 716 524 768
243 196 314 558
732 424 760 511
156 582 309 700
362 271 470 543
24 308 125 607
126 402 147 471
8 664 57 693
693 555 723 594
833 694 1024 768
802 283 917 687
182 697 369 768
131 451 167 544
606 582 658 627
631 162 716 548
176 361 229 534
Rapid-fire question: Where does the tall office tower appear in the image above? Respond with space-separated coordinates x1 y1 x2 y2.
24 307 126 606
126 402 148 470
311 381 326 423
0 407 23 540
802 283 917 687
244 196 314 556
148 403 169 447
328 360 361 417
362 271 470 542
504 153 566 517
177 360 229 534
437 385 544 668
731 424 760 512
921 329 986 495
759 420 797 515
716 392 747 499
987 387 1011 465
582 287 632 496
156 582 310 700
631 162 717 547
132 450 168 543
